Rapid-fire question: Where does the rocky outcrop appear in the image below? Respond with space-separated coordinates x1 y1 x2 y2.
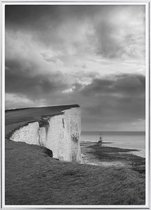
9 107 82 163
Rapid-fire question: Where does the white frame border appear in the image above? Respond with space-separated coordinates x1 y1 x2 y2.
1 1 150 209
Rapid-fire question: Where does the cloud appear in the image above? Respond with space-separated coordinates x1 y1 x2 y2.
80 74 145 97
78 74 145 130
94 6 145 59
5 67 145 130
5 5 145 81
5 59 69 100
5 93 35 109
5 5 146 131
5 5 145 61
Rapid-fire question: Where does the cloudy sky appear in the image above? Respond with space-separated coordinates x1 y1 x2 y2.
5 5 146 131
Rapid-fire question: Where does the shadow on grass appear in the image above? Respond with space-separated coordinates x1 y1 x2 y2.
87 144 145 174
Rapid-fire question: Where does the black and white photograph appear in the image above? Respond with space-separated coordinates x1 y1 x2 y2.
2 1 149 207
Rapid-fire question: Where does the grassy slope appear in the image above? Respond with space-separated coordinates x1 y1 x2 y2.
5 107 145 205
6 140 145 205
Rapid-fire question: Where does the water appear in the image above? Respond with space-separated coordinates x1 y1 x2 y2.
81 131 145 158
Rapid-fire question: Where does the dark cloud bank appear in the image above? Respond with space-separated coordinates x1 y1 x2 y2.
5 5 145 131
6 57 145 130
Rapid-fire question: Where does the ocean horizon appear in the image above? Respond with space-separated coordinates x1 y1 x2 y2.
82 130 145 135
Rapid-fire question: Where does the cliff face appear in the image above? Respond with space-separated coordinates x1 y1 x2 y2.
9 107 82 163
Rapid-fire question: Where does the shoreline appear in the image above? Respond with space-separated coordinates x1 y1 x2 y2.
81 132 145 158
81 141 145 174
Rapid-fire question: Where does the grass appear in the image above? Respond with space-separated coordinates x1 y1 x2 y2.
5 104 79 126
5 107 145 205
5 139 145 205
5 105 78 139
5 105 77 140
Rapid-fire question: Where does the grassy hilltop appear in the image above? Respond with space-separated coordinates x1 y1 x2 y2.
5 106 145 205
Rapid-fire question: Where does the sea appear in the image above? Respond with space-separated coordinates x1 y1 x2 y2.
81 131 145 158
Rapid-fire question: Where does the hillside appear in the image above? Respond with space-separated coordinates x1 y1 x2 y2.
5 105 145 205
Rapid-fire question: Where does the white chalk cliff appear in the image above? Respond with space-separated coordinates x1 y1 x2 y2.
10 107 82 163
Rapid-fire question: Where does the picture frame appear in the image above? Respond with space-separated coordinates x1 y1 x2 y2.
1 1 150 209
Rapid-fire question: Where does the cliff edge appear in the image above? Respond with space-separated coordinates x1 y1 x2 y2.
6 104 82 163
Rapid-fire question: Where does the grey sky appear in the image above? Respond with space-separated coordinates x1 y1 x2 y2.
5 5 146 131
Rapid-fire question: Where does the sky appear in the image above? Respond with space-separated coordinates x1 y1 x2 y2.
5 5 146 131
